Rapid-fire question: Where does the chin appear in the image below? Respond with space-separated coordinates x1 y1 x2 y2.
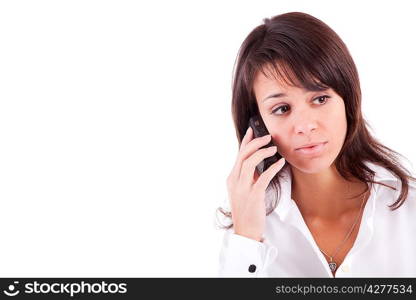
288 158 333 174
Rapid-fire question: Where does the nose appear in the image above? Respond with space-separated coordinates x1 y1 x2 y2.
294 114 318 135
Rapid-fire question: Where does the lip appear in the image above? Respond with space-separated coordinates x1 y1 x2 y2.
295 141 328 156
296 142 326 150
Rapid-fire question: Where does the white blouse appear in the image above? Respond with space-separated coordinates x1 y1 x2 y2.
218 161 416 277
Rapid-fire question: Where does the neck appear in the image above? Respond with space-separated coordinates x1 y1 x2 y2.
290 164 368 220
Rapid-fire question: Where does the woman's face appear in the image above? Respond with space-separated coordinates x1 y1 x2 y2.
253 70 347 174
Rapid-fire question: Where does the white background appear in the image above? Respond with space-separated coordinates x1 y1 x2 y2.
0 0 415 277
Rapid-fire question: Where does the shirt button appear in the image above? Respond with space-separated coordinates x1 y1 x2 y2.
341 265 350 272
248 264 257 273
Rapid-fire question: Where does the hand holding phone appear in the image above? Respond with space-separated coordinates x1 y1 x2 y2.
225 116 285 242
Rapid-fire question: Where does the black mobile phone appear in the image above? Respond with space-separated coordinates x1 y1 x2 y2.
249 115 282 173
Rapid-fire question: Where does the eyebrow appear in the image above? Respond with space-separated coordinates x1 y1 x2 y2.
262 92 287 102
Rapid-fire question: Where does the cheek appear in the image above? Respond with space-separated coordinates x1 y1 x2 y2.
270 131 292 155
327 105 348 142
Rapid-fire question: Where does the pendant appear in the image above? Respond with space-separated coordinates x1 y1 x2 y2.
329 262 337 272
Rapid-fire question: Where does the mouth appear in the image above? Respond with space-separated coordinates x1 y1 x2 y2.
295 141 328 156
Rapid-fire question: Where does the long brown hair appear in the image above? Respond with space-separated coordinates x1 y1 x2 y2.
217 12 416 229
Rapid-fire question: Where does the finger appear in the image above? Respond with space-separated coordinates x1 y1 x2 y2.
253 167 260 182
228 127 252 184
240 145 278 187
230 127 252 176
234 134 271 178
235 127 255 167
231 130 271 180
253 157 286 192
240 126 253 148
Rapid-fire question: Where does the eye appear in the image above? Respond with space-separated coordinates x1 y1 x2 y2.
312 95 330 105
271 95 331 115
271 104 290 115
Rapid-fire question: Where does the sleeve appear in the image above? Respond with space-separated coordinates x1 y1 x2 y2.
218 229 278 277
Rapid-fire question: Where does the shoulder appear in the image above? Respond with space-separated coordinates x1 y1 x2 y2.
374 176 416 220
363 160 416 217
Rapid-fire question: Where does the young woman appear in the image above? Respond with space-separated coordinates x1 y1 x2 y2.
217 12 416 277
